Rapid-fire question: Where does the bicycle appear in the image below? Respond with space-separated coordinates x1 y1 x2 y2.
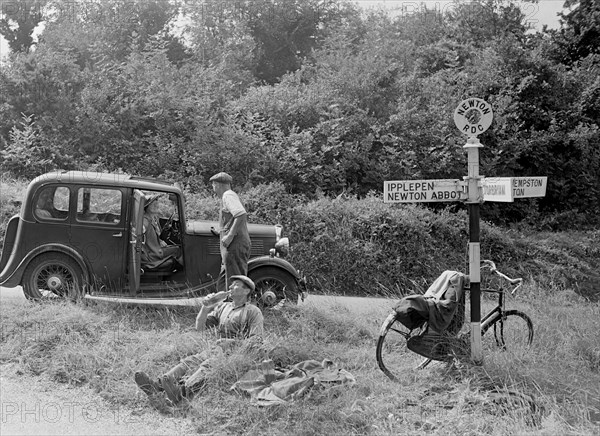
376 260 534 381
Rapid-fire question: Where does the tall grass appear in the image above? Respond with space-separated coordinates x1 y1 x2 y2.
1 287 598 435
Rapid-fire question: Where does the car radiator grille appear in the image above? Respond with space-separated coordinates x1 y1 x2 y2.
250 240 264 255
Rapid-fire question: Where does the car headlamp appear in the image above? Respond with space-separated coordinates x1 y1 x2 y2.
274 237 289 257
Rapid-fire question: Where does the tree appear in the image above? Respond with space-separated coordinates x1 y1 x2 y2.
0 0 46 53
0 113 49 177
445 0 530 45
0 46 85 140
242 0 358 83
183 0 360 84
556 0 600 64
39 0 184 67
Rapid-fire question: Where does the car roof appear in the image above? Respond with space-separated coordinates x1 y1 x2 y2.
30 170 181 193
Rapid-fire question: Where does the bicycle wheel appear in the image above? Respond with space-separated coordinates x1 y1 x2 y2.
482 310 534 351
376 312 412 381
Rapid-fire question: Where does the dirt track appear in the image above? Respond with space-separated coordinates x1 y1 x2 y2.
0 286 195 435
0 363 195 436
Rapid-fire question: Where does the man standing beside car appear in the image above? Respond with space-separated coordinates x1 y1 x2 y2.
209 172 251 290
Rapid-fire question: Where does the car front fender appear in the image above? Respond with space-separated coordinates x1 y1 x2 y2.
0 243 91 288
247 255 307 291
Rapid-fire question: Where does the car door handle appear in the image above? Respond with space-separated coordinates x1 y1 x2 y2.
112 232 122 237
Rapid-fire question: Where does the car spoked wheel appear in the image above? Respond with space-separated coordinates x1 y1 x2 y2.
23 253 84 301
249 267 298 308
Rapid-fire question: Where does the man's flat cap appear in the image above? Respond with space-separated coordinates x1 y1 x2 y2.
144 194 160 209
209 172 233 184
230 275 255 292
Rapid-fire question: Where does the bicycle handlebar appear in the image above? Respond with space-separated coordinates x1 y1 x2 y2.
480 260 523 295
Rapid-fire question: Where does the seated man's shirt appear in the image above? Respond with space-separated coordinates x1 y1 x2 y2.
206 302 264 339
141 215 166 268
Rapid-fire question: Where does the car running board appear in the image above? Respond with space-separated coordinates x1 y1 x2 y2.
84 294 204 307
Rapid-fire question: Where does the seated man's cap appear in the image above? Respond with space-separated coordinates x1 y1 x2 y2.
144 194 160 209
230 275 255 292
209 172 233 184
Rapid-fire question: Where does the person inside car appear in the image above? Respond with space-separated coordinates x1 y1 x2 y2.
134 275 264 404
34 188 55 219
141 195 182 270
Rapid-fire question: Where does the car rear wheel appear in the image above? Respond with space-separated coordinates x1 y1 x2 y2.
22 253 84 301
249 267 299 307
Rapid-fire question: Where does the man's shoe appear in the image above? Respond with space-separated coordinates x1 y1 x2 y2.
161 374 183 404
135 371 162 396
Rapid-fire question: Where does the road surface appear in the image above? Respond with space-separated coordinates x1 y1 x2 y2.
1 362 194 436
0 286 396 315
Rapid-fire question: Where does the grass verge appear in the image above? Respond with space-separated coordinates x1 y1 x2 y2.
1 287 599 435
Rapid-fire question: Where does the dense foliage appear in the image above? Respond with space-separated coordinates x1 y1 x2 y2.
1 0 599 227
172 181 600 300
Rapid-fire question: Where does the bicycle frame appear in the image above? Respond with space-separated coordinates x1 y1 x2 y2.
480 260 523 325
411 261 524 369
480 288 506 331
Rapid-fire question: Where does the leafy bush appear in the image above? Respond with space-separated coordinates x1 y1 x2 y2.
0 177 27 253
1 114 53 179
283 194 464 296
243 182 306 226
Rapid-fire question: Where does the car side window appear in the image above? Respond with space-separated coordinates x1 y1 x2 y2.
34 186 69 221
76 188 122 224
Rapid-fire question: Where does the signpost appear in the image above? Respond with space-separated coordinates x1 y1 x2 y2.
483 177 548 202
482 177 513 202
512 177 548 199
384 97 548 365
384 179 463 203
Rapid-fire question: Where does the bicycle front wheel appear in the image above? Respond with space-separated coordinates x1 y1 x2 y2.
482 310 534 351
376 312 412 381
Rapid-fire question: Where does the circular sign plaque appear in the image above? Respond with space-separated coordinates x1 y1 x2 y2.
453 98 494 137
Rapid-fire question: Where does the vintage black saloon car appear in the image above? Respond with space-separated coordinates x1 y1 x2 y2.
0 171 304 305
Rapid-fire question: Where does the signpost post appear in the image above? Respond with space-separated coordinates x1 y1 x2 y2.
383 97 547 365
454 98 493 365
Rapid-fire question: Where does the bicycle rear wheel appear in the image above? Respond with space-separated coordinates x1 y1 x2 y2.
376 312 412 381
482 310 534 351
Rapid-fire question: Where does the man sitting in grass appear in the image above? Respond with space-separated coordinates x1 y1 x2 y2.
134 275 264 404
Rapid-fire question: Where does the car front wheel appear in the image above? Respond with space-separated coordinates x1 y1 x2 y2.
249 267 299 307
22 253 85 301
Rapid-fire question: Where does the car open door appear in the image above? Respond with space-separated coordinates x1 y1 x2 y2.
128 189 145 294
